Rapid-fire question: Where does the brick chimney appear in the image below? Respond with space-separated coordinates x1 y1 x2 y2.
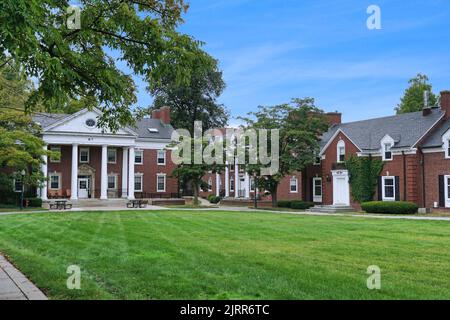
325 112 342 126
441 91 450 119
151 107 170 125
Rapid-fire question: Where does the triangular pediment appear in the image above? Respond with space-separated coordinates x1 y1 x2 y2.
43 108 137 136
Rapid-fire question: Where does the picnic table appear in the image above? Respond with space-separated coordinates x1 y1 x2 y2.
49 200 72 210
127 199 148 208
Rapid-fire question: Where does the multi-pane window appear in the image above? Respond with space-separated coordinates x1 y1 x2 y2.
207 177 212 191
134 174 143 192
49 174 60 190
382 177 395 201
447 177 450 200
384 143 392 160
250 178 255 192
107 175 116 189
50 146 61 163
157 150 165 165
314 178 322 197
13 179 23 192
290 176 298 193
135 150 143 165
230 177 234 191
157 174 166 192
79 147 89 163
107 148 117 164
337 140 345 163
314 156 321 165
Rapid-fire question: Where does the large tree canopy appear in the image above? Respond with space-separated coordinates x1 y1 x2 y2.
395 74 438 114
239 98 329 207
149 51 228 134
0 0 204 131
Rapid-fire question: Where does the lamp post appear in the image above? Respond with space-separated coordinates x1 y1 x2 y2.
20 169 25 210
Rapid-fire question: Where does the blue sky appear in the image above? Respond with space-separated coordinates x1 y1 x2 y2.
133 0 450 125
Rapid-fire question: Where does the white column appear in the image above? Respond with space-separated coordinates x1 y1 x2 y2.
100 145 108 200
121 147 128 198
215 173 220 197
128 147 135 200
245 171 250 199
40 145 48 200
234 163 239 198
225 161 230 198
71 144 78 200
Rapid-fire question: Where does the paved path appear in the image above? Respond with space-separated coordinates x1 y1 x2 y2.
0 255 47 300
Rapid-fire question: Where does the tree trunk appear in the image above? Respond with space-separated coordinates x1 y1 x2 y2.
271 183 278 207
193 180 199 206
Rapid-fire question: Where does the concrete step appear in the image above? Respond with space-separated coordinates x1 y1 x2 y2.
307 205 355 213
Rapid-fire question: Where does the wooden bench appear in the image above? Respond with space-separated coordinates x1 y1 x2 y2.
126 200 148 208
49 200 72 210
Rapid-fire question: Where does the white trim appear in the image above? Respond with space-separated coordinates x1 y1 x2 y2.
79 147 90 163
207 177 213 192
445 175 450 208
12 178 23 193
331 170 350 206
381 134 395 161
382 176 396 201
135 150 144 165
421 148 445 154
289 176 298 193
49 146 61 163
157 149 166 165
134 173 143 192
319 129 362 156
412 112 445 148
443 129 450 159
107 174 118 190
49 172 61 190
157 173 166 193
312 177 323 203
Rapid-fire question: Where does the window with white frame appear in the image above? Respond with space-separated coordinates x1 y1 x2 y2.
382 176 395 201
135 150 143 165
79 147 89 163
447 139 450 158
230 177 234 191
107 148 117 164
314 155 321 165
49 173 61 190
107 175 117 189
290 176 298 193
13 178 23 192
207 177 212 191
134 174 143 192
157 150 166 165
313 177 323 202
337 140 345 163
157 174 166 192
250 178 255 192
50 146 61 163
383 143 393 161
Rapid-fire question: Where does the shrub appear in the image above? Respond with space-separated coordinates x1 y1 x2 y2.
290 201 315 210
26 198 43 208
207 194 215 202
209 196 221 204
361 201 418 214
277 200 292 208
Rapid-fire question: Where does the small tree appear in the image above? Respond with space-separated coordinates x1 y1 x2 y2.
240 98 329 207
395 74 438 114
345 155 384 203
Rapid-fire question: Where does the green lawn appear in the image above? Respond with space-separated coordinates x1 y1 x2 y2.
1 210 450 300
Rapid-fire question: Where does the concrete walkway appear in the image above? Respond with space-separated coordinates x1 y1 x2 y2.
0 255 47 300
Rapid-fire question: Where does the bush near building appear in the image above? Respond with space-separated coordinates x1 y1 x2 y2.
361 201 418 214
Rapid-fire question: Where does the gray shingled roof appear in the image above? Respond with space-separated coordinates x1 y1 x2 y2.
32 113 174 140
421 117 450 148
320 108 444 152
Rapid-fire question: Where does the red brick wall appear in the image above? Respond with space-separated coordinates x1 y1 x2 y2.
321 132 360 205
423 151 450 208
47 145 72 197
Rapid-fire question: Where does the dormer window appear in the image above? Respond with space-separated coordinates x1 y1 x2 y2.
384 143 393 160
337 140 345 163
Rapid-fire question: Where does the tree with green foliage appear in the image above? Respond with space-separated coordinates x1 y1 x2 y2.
345 155 384 203
148 52 229 134
395 74 438 114
0 0 206 131
239 98 330 207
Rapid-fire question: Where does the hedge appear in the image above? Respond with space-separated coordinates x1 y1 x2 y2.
361 201 418 214
209 196 221 204
277 200 314 210
26 198 43 207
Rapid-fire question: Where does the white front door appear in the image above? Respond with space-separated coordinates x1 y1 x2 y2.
445 175 450 208
332 170 350 206
78 178 89 199
238 177 246 197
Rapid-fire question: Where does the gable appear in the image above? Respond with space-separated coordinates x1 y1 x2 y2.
43 109 136 136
